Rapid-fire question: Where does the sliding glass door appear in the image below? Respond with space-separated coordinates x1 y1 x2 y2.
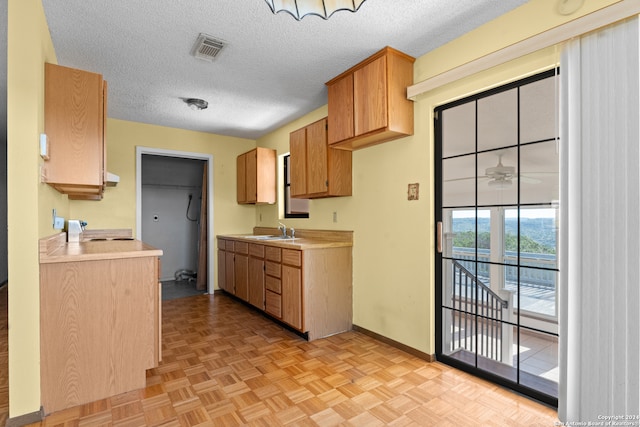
435 70 559 406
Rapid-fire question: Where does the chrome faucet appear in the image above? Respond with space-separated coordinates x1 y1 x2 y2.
278 222 287 238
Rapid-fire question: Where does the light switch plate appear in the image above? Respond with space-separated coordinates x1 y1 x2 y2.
53 216 65 230
40 133 49 160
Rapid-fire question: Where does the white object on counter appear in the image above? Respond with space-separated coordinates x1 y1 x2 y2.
66 220 85 243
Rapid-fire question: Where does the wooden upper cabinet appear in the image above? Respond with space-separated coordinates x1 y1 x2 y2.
290 118 351 199
44 63 107 199
236 154 247 203
237 147 276 204
289 128 307 198
306 119 329 195
245 149 258 203
326 46 415 150
327 74 354 143
354 55 387 136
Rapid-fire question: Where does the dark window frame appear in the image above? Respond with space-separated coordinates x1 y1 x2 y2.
283 154 309 219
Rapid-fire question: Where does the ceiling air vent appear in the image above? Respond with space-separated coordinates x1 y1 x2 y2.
192 33 225 62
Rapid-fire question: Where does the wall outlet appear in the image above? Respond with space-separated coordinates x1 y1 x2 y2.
53 216 65 230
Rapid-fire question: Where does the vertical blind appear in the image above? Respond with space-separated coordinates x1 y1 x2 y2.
559 16 640 422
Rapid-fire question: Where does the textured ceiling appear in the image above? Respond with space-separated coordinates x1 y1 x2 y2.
39 0 528 140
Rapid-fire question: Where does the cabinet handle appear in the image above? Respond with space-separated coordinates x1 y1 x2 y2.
437 221 443 254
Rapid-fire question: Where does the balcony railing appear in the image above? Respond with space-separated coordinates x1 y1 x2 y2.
448 260 511 362
451 247 557 317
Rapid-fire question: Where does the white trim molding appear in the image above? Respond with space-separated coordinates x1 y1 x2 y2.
407 0 640 99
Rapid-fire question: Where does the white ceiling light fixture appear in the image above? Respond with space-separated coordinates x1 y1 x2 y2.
185 98 208 111
264 0 367 20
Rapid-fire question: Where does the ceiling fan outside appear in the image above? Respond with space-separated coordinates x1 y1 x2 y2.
485 154 515 187
444 154 543 187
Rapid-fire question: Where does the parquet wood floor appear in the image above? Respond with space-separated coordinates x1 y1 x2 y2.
4 291 559 426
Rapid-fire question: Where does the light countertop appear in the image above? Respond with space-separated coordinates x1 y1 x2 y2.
218 227 353 250
40 232 163 264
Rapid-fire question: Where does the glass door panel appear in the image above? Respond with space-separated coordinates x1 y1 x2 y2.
477 148 518 206
520 76 557 142
442 155 475 207
436 70 559 407
441 101 476 158
477 88 518 151
520 141 559 205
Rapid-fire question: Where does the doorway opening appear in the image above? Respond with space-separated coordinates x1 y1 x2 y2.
435 69 559 406
136 147 214 296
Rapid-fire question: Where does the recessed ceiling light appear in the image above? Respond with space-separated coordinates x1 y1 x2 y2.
185 98 208 111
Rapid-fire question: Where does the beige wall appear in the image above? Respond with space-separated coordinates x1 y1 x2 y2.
6 0 620 419
7 0 60 417
69 118 256 237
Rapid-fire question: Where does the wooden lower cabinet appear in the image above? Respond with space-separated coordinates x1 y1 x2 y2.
234 253 249 301
40 256 160 414
282 264 302 330
248 245 265 309
230 241 249 301
265 288 282 318
264 247 282 318
217 242 227 291
225 250 235 294
217 238 352 340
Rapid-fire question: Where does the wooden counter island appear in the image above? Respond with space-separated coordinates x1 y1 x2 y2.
39 232 163 414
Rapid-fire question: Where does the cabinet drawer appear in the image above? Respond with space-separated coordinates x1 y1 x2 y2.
265 261 281 278
234 241 249 255
249 243 264 258
225 240 234 251
265 275 281 294
282 249 301 267
265 290 282 318
265 246 281 262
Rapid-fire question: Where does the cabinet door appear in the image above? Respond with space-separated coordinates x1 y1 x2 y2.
246 149 258 203
290 127 307 197
306 118 329 195
237 153 247 203
248 256 265 309
218 249 226 292
327 73 354 145
225 251 235 294
354 55 388 136
282 265 302 330
265 291 282 318
44 63 105 190
234 254 249 301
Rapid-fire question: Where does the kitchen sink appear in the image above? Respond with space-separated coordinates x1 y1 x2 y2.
243 235 298 241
